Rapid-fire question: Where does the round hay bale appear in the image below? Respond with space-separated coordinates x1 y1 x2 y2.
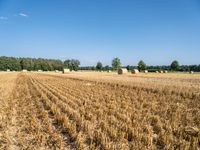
107 70 112 73
144 70 148 73
118 68 128 75
22 69 27 72
63 68 70 74
55 70 59 73
7 69 10 72
190 71 194 74
131 69 139 74
164 70 168 73
156 71 159 73
159 70 163 73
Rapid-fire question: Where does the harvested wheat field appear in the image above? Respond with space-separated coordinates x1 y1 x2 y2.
0 72 199 150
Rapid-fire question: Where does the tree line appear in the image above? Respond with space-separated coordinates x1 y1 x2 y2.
81 58 200 72
0 56 200 72
0 56 79 71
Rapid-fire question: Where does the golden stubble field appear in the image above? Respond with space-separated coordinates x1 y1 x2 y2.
0 71 199 150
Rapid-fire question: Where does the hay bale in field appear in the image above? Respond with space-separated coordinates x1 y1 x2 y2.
164 70 168 73
131 69 139 74
22 69 27 72
144 70 148 73
118 68 128 74
107 70 112 73
190 71 194 74
63 68 70 74
7 69 10 72
159 70 163 73
38 70 42 72
55 70 59 73
156 71 159 73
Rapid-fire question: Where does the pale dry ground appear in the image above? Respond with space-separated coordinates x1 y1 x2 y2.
0 71 199 150
46 71 200 88
44 71 200 98
0 73 18 150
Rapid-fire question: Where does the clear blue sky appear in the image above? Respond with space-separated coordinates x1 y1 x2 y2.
0 0 200 66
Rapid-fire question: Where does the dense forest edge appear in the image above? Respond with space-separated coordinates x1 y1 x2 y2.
0 56 200 72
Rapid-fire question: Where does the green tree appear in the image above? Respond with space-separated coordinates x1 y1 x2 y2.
104 65 110 71
71 59 80 71
171 60 179 71
112 57 121 70
64 59 80 71
138 60 146 71
126 65 131 71
64 59 71 69
96 61 103 70
20 58 34 71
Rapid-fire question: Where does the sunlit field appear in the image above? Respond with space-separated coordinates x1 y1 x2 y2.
0 71 199 150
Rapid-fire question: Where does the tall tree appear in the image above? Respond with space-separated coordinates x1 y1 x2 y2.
64 59 71 70
96 61 103 70
112 57 121 70
138 60 146 71
104 65 110 71
64 59 80 71
20 58 34 71
171 60 179 71
71 59 80 71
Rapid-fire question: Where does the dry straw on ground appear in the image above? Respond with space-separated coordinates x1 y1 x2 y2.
0 72 199 149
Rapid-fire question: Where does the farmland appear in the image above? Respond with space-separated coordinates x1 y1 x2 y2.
0 72 199 150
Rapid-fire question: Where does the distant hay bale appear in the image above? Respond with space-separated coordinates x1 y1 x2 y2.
55 70 59 73
164 70 168 73
7 69 10 72
118 68 128 75
131 69 139 74
107 70 112 73
22 69 27 72
159 70 163 73
156 71 159 73
38 70 42 72
190 71 194 74
144 70 148 73
63 68 70 74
